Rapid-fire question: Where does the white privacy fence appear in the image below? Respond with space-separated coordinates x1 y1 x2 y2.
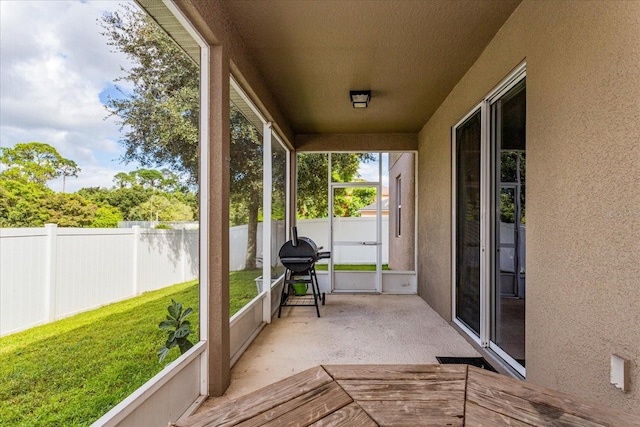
0 225 198 336
1 217 387 336
230 217 389 270
295 217 390 265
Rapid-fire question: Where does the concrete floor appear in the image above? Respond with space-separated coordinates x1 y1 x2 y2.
199 294 479 411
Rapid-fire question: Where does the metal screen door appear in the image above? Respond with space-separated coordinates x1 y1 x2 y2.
329 183 382 292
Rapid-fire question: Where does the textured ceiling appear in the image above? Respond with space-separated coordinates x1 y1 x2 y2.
222 0 521 134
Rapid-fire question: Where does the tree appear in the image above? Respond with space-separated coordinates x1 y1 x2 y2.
229 104 263 268
296 153 374 219
0 142 80 186
129 194 193 222
0 178 51 227
78 185 151 221
100 5 199 185
91 205 123 228
133 168 164 189
100 6 369 268
43 193 97 227
113 172 135 189
0 177 101 227
59 158 80 193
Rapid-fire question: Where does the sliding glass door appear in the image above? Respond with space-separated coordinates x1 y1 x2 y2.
453 64 526 375
490 79 526 370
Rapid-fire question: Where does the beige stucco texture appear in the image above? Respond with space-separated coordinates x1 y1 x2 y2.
388 153 416 271
417 0 640 414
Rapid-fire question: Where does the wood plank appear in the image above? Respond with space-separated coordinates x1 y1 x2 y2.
467 366 640 427
358 400 464 426
338 379 465 401
175 366 333 427
464 401 536 427
257 382 353 427
310 403 378 427
324 364 467 381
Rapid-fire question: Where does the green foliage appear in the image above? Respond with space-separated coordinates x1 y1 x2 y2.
157 299 194 363
129 194 194 221
100 5 200 185
114 168 187 192
333 186 377 217
91 205 123 228
0 142 80 185
500 151 526 224
78 185 152 221
42 193 97 227
0 178 51 227
0 177 100 227
297 153 376 219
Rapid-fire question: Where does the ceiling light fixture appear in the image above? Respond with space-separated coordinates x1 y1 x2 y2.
350 90 371 108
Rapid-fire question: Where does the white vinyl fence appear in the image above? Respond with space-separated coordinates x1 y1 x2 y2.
0 225 198 336
1 217 389 336
295 217 390 265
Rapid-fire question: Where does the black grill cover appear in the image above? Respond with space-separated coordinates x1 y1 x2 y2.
279 237 318 272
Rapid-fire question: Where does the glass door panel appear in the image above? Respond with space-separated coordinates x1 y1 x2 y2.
491 80 526 370
455 110 482 336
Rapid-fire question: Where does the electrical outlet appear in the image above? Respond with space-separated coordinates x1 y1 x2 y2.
610 354 629 392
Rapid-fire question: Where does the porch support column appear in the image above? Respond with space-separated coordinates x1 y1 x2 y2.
208 44 230 397
289 151 297 230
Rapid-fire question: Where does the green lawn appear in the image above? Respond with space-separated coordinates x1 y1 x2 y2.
314 263 389 271
0 270 261 426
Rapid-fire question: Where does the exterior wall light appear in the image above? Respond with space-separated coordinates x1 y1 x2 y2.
350 90 371 108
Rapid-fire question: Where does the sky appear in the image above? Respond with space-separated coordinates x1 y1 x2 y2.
0 0 139 193
0 0 387 193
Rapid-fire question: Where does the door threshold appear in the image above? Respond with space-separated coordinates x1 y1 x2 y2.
330 290 381 295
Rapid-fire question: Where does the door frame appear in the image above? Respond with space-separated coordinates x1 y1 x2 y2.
328 152 383 293
451 62 527 376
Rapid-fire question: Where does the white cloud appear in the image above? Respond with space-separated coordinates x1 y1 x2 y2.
49 163 139 193
0 0 137 189
357 154 390 187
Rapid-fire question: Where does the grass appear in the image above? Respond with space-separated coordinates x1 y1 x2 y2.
314 263 389 271
229 269 261 314
0 270 261 426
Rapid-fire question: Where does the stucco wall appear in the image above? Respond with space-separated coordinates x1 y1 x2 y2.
417 0 640 413
295 133 417 152
388 153 416 271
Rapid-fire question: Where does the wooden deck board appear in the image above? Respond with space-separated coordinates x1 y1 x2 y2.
176 365 640 427
233 382 351 427
174 366 332 427
358 400 464 427
324 364 467 381
466 366 640 427
464 401 537 427
310 403 378 427
338 379 465 401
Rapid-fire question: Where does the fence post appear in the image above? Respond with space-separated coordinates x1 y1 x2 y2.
132 226 140 296
181 227 186 282
44 224 58 322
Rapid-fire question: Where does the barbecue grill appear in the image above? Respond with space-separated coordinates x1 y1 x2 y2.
278 228 330 317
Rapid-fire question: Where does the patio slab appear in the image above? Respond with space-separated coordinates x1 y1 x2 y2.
199 294 479 411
